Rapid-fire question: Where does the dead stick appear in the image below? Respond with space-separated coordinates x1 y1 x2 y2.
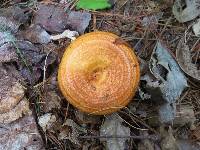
79 135 160 141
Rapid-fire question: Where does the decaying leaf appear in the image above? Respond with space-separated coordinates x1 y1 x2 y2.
100 113 130 150
178 139 200 150
175 104 196 128
147 104 196 128
190 126 200 141
33 4 68 33
176 38 200 81
0 6 29 33
192 18 200 37
75 110 101 124
0 63 43 148
0 43 18 62
0 115 44 150
59 119 87 145
41 90 61 113
67 11 91 34
0 30 16 46
38 113 57 132
23 25 79 44
149 41 188 123
0 98 31 124
15 41 56 85
160 126 179 150
33 4 91 34
23 25 51 44
172 0 200 22
138 131 155 150
0 66 25 114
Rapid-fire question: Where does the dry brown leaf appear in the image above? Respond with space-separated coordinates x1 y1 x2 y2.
176 38 200 81
0 115 44 150
160 126 179 150
0 43 18 62
33 4 91 34
100 113 130 150
0 66 25 114
190 126 200 141
23 25 51 44
0 98 31 124
38 113 57 132
75 110 101 124
41 90 61 113
0 6 29 33
173 0 200 23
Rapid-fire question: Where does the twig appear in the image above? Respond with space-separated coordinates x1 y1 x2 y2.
159 17 172 37
116 113 148 131
79 134 160 141
70 0 79 10
43 49 53 88
93 14 97 31
122 108 158 134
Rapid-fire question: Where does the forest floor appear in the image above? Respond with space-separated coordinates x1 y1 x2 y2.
0 0 200 149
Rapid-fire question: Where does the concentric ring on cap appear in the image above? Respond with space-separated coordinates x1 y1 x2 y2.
58 31 140 115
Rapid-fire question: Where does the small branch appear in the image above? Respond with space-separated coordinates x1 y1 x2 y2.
79 134 160 141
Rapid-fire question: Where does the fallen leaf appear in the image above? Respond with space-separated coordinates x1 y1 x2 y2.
160 126 179 150
175 104 196 128
0 6 30 33
138 131 155 150
67 11 91 34
172 0 200 23
100 113 130 150
33 4 68 33
192 18 200 37
33 4 91 34
41 90 61 113
76 0 111 10
38 113 57 132
0 115 44 150
0 30 16 46
0 43 18 62
147 104 196 127
23 25 51 44
59 119 87 145
176 38 200 81
177 139 200 150
190 126 200 141
149 41 188 123
0 66 25 114
14 41 56 85
75 110 101 124
0 98 31 124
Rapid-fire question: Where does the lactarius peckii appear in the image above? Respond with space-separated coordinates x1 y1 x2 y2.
58 32 140 115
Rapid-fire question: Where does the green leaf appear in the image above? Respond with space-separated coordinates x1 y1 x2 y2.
76 0 111 10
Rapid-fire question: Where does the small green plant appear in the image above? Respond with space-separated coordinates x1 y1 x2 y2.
76 0 111 10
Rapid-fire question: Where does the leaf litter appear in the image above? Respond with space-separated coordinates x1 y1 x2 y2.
100 113 130 150
176 38 200 81
0 2 92 149
149 41 188 123
0 0 200 149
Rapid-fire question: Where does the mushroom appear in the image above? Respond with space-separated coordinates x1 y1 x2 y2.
58 31 140 115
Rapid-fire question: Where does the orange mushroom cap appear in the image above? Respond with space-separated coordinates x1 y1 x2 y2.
58 31 140 115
